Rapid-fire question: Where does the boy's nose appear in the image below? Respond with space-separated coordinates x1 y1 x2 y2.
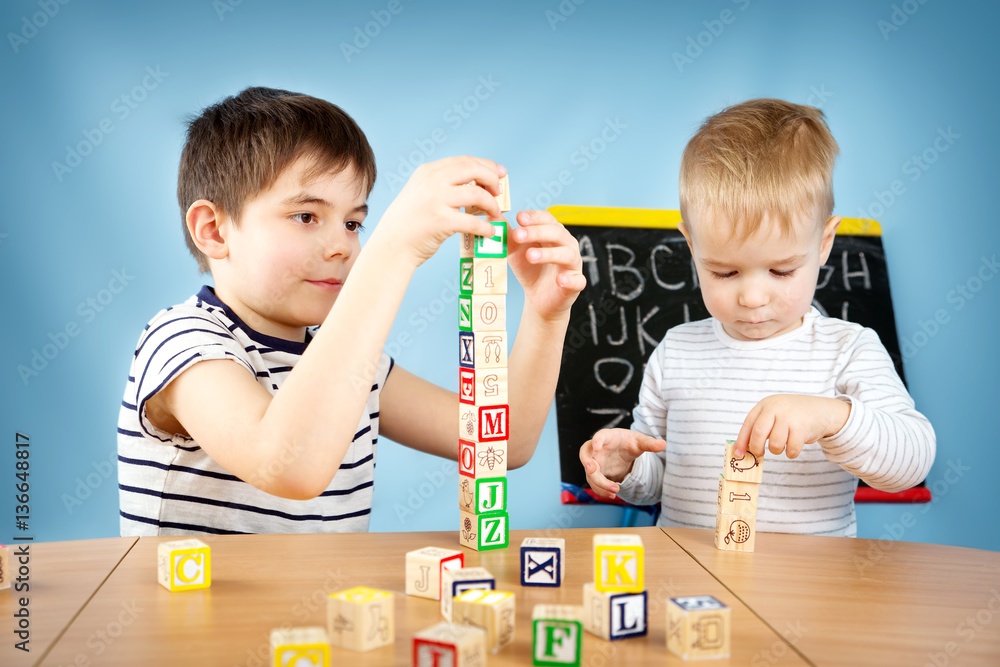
737 280 769 309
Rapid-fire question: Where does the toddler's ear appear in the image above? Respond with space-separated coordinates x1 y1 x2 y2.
187 200 229 261
819 215 841 264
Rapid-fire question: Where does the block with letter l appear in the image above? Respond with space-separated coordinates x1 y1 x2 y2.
582 583 647 640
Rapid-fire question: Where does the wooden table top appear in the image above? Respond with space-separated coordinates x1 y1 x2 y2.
0 537 138 667
36 527 805 666
663 526 1000 666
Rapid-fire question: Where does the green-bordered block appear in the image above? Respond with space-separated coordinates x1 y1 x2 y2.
459 295 472 331
474 221 507 258
459 258 474 295
532 605 582 666
475 477 507 514
460 510 509 551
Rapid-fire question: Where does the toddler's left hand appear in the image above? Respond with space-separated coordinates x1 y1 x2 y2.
734 394 851 459
507 210 585 322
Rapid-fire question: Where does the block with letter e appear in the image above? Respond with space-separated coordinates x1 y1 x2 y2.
157 538 211 591
459 509 509 551
405 547 464 600
582 583 647 640
593 534 643 593
532 604 582 666
271 627 329 667
327 586 394 652
520 537 565 587
412 621 486 667
666 595 731 660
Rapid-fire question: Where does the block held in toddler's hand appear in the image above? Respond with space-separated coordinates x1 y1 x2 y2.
723 439 763 483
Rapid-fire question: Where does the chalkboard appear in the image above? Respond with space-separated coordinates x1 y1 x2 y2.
551 206 929 506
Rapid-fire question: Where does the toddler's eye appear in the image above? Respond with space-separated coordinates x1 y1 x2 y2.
711 271 736 279
345 220 366 233
293 213 317 225
771 268 797 277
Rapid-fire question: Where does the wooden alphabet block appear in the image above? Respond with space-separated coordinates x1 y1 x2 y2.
723 439 763 483
717 475 759 516
477 404 509 442
405 547 464 600
459 509 509 551
458 331 475 368
327 586 394 652
460 232 476 259
593 534 644 593
453 589 516 653
472 257 507 295
471 294 505 332
532 604 582 666
458 295 473 332
466 176 511 216
157 539 211 591
459 439 508 479
475 368 507 405
413 622 486 667
441 566 496 622
582 583 647 640
520 537 565 587
666 595 731 660
473 331 507 368
459 476 508 514
0 544 10 590
271 627 330 667
474 220 508 258
715 513 756 552
459 258 474 295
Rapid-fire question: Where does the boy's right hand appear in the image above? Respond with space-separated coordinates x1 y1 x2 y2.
375 156 505 267
579 428 667 500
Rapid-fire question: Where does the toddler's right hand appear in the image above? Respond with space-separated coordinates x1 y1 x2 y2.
375 156 505 266
579 428 666 500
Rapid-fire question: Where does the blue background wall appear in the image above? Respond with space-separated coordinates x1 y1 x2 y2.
1 0 997 551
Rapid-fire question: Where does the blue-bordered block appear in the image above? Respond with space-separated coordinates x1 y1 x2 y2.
520 538 565 587
458 332 475 368
459 258 474 295
474 221 507 258
582 583 647 640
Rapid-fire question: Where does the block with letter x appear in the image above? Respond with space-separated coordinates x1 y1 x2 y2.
520 537 565 587
593 534 644 593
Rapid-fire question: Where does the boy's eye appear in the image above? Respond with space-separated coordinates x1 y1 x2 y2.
711 271 737 279
771 268 798 277
292 212 317 225
345 220 366 233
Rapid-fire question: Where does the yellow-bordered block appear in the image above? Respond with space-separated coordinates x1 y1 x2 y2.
157 539 211 591
593 534 643 593
327 586 394 652
441 566 495 622
453 589 516 653
270 627 330 667
666 595 731 660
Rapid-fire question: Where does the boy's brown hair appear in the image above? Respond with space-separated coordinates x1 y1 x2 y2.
679 98 838 238
178 86 377 272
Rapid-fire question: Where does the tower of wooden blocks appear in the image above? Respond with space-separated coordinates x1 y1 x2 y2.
413 621 486 667
458 174 511 552
271 627 330 667
532 604 583 666
666 595 731 660
584 534 647 641
157 538 211 591
327 586 394 652
715 440 763 552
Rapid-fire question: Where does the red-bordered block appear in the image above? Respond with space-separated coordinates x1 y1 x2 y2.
478 405 509 442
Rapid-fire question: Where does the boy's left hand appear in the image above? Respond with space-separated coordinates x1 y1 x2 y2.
734 394 851 459
507 210 585 321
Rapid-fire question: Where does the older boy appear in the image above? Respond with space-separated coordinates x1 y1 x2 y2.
118 87 584 535
580 99 935 536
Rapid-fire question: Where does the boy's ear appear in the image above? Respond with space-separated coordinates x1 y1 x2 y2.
819 215 841 264
678 219 694 253
187 200 229 261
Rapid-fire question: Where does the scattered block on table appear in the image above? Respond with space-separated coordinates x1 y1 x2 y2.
466 175 511 216
327 586 394 652
271 627 330 667
405 547 464 600
472 257 507 295
459 439 508 479
460 232 476 259
520 537 565 587
474 368 508 405
473 331 507 368
459 509 509 551
715 513 757 552
441 566 496 622
0 544 9 590
157 538 211 591
532 604 583 666
593 534 644 593
413 621 486 667
477 404 509 442
453 589 516 653
471 294 506 332
459 258 474 295
723 439 763 483
666 595 731 660
474 220 508 258
716 475 759 517
582 583 647 640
